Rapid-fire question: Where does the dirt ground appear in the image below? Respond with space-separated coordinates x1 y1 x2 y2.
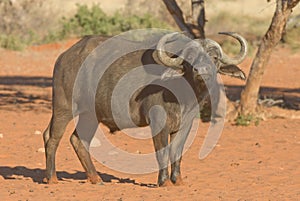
0 39 299 201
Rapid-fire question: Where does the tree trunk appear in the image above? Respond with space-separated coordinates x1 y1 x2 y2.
191 0 206 39
162 0 206 39
239 0 299 115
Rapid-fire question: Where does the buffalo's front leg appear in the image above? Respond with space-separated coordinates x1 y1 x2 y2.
169 122 192 185
152 132 171 187
148 107 174 187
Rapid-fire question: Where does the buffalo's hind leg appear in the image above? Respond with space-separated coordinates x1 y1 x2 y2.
169 122 192 185
43 112 72 184
70 129 102 184
70 112 102 184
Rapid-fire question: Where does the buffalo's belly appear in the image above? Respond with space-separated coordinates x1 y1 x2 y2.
95 102 148 133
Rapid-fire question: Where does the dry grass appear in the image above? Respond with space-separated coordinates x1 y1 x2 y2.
0 0 299 50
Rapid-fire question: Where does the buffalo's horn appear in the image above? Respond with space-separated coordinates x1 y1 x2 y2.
201 38 223 59
217 32 248 65
157 33 184 68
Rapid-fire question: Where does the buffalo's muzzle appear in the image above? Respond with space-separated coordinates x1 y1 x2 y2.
193 66 212 81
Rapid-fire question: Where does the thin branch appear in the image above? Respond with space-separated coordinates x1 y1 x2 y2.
162 0 195 38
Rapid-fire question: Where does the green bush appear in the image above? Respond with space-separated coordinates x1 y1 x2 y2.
57 4 170 38
235 114 261 126
0 4 170 50
0 35 25 51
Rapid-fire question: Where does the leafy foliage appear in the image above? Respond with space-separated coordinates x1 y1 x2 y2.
235 114 261 126
0 4 169 50
0 35 25 51
58 4 170 37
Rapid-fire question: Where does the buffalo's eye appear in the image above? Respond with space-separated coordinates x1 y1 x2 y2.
193 68 199 74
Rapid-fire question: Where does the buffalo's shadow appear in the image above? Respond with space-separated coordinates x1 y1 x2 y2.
0 166 157 188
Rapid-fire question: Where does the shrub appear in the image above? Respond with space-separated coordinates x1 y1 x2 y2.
58 4 170 38
0 35 25 51
235 114 261 126
0 4 170 50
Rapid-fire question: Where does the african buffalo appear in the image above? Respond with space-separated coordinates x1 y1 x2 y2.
43 31 247 186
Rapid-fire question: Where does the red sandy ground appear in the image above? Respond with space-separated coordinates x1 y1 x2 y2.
0 39 299 200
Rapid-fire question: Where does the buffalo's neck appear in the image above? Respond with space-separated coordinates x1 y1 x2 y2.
184 74 209 105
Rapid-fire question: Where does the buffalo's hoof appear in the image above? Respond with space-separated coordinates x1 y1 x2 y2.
87 174 103 184
43 176 58 184
171 174 184 186
172 176 184 186
158 179 173 187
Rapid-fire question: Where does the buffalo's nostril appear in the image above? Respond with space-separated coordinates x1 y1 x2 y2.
203 67 209 72
195 66 209 75
201 75 211 82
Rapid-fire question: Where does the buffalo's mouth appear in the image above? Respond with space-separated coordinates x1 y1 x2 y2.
197 74 211 82
192 65 214 82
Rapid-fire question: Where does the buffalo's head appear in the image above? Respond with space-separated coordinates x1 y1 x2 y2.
155 32 248 81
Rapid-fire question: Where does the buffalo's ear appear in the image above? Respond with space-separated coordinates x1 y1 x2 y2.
161 68 184 80
219 65 246 80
